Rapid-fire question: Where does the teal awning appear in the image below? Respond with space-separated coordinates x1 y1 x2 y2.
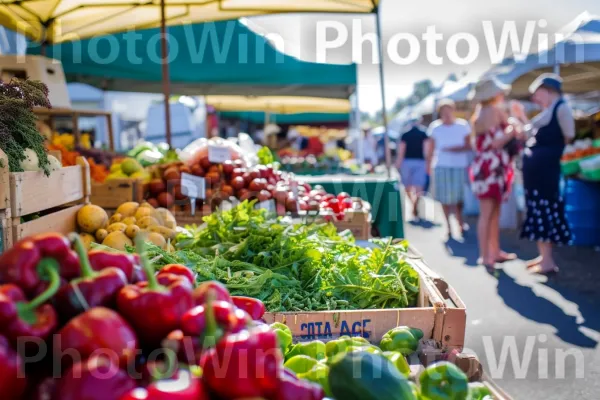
28 21 356 99
220 111 349 125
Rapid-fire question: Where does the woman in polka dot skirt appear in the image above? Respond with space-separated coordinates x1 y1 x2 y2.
512 74 574 274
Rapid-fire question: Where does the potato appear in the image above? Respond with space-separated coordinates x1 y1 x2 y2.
138 216 160 229
125 224 141 239
122 216 137 226
115 202 140 218
109 213 123 224
80 233 95 250
77 204 109 233
102 231 133 251
139 201 155 210
95 229 109 242
145 232 166 249
155 207 177 229
107 222 127 233
134 207 155 221
148 225 177 240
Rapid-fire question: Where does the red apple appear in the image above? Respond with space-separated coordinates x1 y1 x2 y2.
285 197 298 213
179 165 191 174
299 200 309 211
273 187 288 204
157 192 174 208
220 185 234 197
200 156 212 170
258 190 271 202
149 179 166 196
163 167 181 183
191 165 205 177
231 176 245 190
222 160 234 176
147 198 159 208
337 192 351 201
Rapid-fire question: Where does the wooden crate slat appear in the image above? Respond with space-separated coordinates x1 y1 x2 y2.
10 165 85 217
13 205 82 239
90 179 143 209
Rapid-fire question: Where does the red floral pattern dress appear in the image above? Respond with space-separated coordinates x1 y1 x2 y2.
469 127 514 202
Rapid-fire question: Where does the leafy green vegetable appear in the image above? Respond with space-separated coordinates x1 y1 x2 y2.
147 201 419 312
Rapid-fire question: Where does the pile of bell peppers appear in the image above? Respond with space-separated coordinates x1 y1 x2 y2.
0 232 489 400
0 233 325 400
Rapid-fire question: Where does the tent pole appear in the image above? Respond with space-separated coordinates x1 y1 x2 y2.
160 0 172 146
374 7 391 178
554 63 561 75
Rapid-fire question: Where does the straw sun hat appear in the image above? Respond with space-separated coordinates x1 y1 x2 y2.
468 77 511 103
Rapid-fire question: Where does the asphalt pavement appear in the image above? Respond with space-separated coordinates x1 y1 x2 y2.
403 196 600 400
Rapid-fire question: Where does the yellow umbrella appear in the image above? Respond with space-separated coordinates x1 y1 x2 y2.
206 95 351 114
0 0 376 43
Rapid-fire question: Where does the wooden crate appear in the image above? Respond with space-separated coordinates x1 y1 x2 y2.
263 254 466 349
90 178 145 209
333 214 371 240
0 148 91 246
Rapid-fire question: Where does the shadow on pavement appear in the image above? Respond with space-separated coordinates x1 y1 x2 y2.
444 237 480 267
408 219 441 229
495 270 599 348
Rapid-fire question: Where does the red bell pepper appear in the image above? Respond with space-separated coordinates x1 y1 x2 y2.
88 249 141 283
231 296 266 320
54 307 138 370
0 335 27 399
0 233 80 293
0 259 60 346
200 323 282 399
54 234 128 320
273 372 325 400
167 297 249 364
54 355 136 400
157 264 196 286
120 369 207 400
192 281 231 305
117 239 193 347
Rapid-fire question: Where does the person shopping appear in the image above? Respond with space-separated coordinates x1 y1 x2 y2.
396 116 432 219
429 99 472 238
512 73 574 274
468 78 519 269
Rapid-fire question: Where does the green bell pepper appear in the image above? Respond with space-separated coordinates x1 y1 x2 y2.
325 336 369 358
467 382 492 400
270 322 293 353
383 351 411 376
419 361 469 400
298 363 332 397
286 340 326 361
408 381 422 399
284 355 319 375
379 326 423 355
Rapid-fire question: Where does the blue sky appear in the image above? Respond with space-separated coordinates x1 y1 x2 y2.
250 0 600 114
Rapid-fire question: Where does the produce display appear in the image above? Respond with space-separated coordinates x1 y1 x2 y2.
561 138 600 176
146 201 418 312
0 79 59 175
0 231 486 400
128 141 179 167
76 202 177 251
106 157 151 182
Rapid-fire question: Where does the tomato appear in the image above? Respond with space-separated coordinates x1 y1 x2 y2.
328 198 341 213
337 192 351 201
335 212 345 221
341 197 353 210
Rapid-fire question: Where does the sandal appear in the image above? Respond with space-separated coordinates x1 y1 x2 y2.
526 256 543 269
529 265 559 275
496 252 518 263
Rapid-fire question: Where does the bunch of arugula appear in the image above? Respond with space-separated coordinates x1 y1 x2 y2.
147 201 420 312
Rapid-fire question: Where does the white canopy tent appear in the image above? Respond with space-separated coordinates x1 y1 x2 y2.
411 77 475 118
488 12 600 97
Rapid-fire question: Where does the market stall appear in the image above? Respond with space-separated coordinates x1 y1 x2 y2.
304 172 405 239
